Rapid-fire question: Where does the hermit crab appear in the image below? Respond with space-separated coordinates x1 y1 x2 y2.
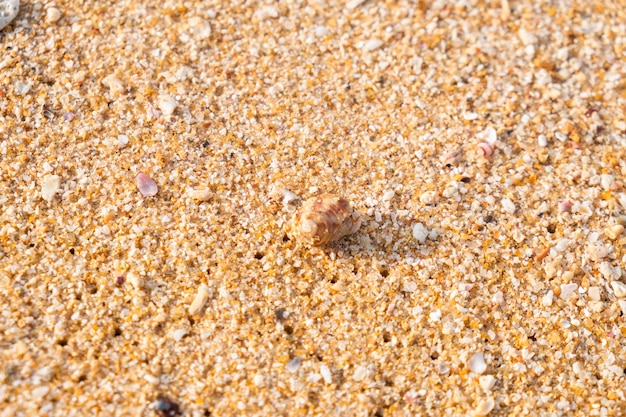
292 194 362 246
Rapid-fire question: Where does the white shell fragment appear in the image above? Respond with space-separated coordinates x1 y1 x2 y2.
41 174 61 202
136 173 158 196
127 272 143 289
102 74 125 97
469 352 487 374
0 0 19 31
45 6 61 24
610 281 626 298
474 397 495 416
158 94 178 116
189 188 212 202
285 357 302 373
188 284 210 314
293 194 361 246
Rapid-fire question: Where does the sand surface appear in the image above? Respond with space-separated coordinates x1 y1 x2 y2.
1 0 626 416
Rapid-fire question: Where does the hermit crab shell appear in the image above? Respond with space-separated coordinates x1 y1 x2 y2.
293 194 362 246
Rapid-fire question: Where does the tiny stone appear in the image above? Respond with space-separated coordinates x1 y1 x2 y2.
598 262 621 281
172 329 187 341
412 222 428 243
537 134 548 147
102 74 125 97
542 290 554 306
188 284 210 315
501 198 515 213
127 272 143 289
158 94 178 116
610 281 626 298
136 173 158 196
474 397 495 416
588 286 601 301
32 386 50 400
618 300 626 315
469 352 487 374
189 188 212 202
483 126 497 144
403 281 417 292
253 6 279 20
352 365 367 381
382 190 395 202
15 81 31 95
320 364 332 384
286 357 302 373
362 39 383 51
420 190 439 205
253 374 265 387
518 28 538 45
0 0 19 31
560 283 578 300
479 375 496 392
117 134 129 147
463 112 479 121
605 225 624 240
45 7 61 23
313 26 330 37
41 174 61 202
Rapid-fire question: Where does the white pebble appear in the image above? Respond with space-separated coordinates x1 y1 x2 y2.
172 328 187 342
253 374 265 387
32 386 49 400
599 262 622 281
483 126 497 144
136 173 158 196
117 134 129 147
102 74 125 97
158 95 178 116
500 198 515 213
601 174 614 191
127 272 143 289
45 7 61 24
188 284 210 314
253 6 279 20
286 357 302 373
412 222 428 243
403 281 417 292
537 134 548 147
362 39 383 51
518 28 538 45
420 190 439 205
382 190 395 202
15 81 31 96
463 112 479 121
474 397 495 416
479 375 496 392
469 352 487 374
352 365 367 381
560 283 578 300
41 174 61 202
610 281 626 298
313 26 330 37
542 290 554 306
189 188 212 202
0 0 19 31
588 286 601 301
320 364 332 384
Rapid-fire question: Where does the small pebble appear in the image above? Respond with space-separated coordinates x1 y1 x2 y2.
188 284 210 315
605 225 624 240
518 28 538 45
102 74 125 97
158 95 178 116
588 286 601 301
500 198 515 213
362 39 383 51
483 126 497 144
537 134 548 147
45 7 61 23
610 281 626 298
479 375 496 392
172 329 187 342
464 112 479 121
420 190 439 205
320 364 332 384
560 283 578 300
117 134 129 147
41 174 61 202
618 300 626 315
285 357 302 373
0 0 19 31
189 188 212 202
469 352 487 374
252 374 265 387
136 173 158 196
253 6 279 20
412 222 428 243
542 290 554 306
382 190 395 202
127 272 143 289
474 397 495 416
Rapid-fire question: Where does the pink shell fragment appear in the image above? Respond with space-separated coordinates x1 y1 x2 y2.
136 173 158 196
477 142 495 157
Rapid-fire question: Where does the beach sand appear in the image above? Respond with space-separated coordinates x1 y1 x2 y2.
1 0 626 415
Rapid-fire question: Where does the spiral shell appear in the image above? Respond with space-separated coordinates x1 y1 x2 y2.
293 194 362 246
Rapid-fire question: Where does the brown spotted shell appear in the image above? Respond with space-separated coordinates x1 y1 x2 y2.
293 194 361 246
